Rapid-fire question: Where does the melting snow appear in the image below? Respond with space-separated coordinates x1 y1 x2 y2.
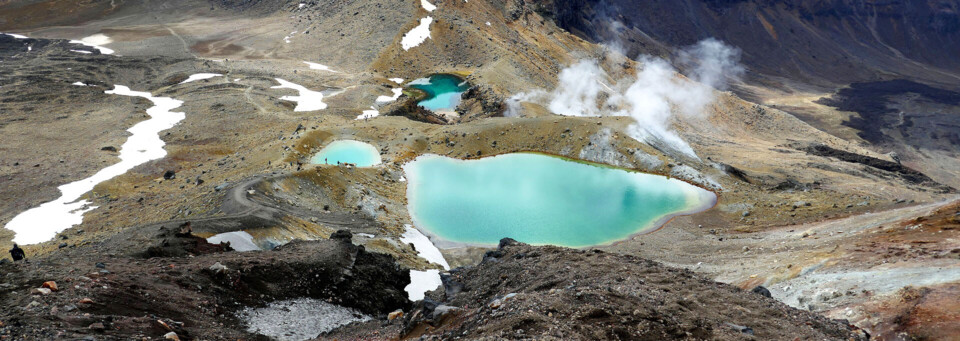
207 231 260 251
401 17 433 51
2 33 28 39
283 31 297 43
303 61 337 72
72 82 87 86
69 34 115 54
375 88 403 103
357 107 379 120
271 78 328 111
400 224 449 301
389 78 405 84
406 269 442 301
298 3 306 9
80 34 111 46
401 224 450 269
421 0 436 11
179 73 223 84
5 86 185 244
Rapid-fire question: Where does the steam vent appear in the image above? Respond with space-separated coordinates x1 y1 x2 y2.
0 0 957 340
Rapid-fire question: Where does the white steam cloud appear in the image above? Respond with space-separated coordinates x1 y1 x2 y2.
510 38 743 159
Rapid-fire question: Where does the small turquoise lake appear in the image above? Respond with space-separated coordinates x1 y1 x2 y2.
310 140 382 167
403 153 716 248
408 74 470 111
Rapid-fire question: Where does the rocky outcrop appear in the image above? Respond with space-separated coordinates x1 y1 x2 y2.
455 85 506 123
330 239 870 340
0 233 410 339
382 96 452 125
801 143 953 192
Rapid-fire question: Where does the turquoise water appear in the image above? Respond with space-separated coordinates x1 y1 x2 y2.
310 140 382 167
404 153 715 247
408 74 470 111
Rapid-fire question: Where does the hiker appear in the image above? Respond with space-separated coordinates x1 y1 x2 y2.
177 221 193 236
9 244 25 261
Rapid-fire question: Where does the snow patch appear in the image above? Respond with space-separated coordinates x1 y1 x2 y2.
206 231 260 251
80 33 111 46
271 78 328 111
357 107 379 120
401 224 450 269
389 78 405 84
70 34 114 54
303 61 337 72
283 31 297 44
376 88 403 103
401 17 433 51
72 82 87 86
405 269 442 301
2 32 28 39
5 86 185 244
400 224 449 301
421 0 437 11
70 50 92 54
179 73 223 84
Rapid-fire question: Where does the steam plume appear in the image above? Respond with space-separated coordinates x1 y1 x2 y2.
509 38 743 160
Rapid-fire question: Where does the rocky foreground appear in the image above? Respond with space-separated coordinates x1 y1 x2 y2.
1 225 869 340
0 229 409 340
332 239 871 340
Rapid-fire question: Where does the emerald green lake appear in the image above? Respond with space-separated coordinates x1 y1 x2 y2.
310 140 382 167
408 74 470 111
403 153 716 248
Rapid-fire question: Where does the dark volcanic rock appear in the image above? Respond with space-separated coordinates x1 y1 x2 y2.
816 80 960 153
331 240 870 340
382 96 452 125
802 143 953 192
0 237 410 340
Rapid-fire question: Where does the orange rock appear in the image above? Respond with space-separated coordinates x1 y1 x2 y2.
42 281 58 291
78 298 94 304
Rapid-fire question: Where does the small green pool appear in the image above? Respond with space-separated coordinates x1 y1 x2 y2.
310 140 382 167
408 74 470 111
403 153 715 247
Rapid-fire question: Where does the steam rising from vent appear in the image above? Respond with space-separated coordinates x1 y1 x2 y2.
509 39 743 159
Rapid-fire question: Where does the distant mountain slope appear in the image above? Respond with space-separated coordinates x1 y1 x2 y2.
545 0 960 89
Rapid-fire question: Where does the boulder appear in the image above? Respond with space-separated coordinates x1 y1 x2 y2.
751 285 772 298
41 281 58 291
